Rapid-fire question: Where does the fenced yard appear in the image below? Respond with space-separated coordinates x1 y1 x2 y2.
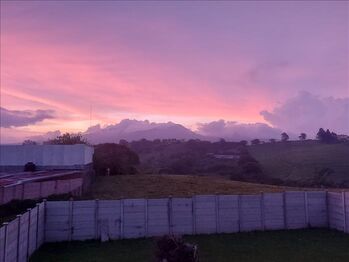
30 229 349 262
1 191 348 261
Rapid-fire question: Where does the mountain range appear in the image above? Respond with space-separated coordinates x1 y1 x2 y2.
28 119 288 144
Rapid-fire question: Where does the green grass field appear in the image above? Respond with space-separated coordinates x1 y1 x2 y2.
248 141 349 186
30 229 349 262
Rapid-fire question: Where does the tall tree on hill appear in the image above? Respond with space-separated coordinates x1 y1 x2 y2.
281 132 289 142
44 133 88 145
22 140 37 145
299 133 307 141
316 128 338 143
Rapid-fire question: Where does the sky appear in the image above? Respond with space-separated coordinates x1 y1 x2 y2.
1 1 348 143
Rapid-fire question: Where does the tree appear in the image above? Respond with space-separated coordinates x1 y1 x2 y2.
281 132 289 142
269 139 276 143
251 139 260 145
22 140 37 145
93 143 140 175
316 128 338 143
44 133 87 145
299 133 307 141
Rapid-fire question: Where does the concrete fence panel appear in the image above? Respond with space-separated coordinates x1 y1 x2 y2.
147 199 169 237
123 199 146 239
307 191 327 227
23 183 40 200
40 181 56 198
37 203 45 247
345 192 349 233
171 198 193 235
3 187 14 205
28 207 38 256
284 192 307 229
240 195 263 232
72 200 96 241
17 213 29 262
217 195 239 233
45 201 70 242
14 185 23 201
4 218 18 262
193 195 217 234
0 225 6 262
328 192 344 231
263 193 285 230
98 200 122 241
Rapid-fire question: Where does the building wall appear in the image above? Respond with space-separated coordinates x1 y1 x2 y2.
0 145 94 169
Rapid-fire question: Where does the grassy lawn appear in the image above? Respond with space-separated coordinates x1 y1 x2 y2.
85 175 295 199
30 229 349 262
248 141 349 185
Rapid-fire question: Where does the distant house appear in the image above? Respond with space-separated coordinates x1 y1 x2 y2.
207 149 240 160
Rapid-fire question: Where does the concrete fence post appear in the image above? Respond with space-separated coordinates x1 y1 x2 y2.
325 191 330 228
342 192 347 233
120 199 124 239
43 199 47 243
237 195 242 232
95 199 99 240
68 198 73 241
26 209 31 262
215 194 219 233
192 196 196 235
35 204 40 249
144 199 148 238
261 192 265 231
16 215 21 262
2 222 8 262
283 192 287 229
304 192 309 227
168 196 173 235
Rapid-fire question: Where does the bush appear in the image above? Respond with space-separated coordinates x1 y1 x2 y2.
24 162 36 172
0 199 37 224
93 143 140 176
241 162 262 174
155 235 199 262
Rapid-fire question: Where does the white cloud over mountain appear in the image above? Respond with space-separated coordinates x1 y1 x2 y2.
260 91 349 136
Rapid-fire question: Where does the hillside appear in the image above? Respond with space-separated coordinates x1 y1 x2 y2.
86 175 288 199
248 141 349 187
85 174 344 199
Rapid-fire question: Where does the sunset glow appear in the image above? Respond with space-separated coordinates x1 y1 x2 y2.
1 1 348 143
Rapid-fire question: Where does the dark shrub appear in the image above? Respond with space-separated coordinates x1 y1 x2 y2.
238 155 258 167
93 143 140 176
241 162 262 174
24 162 36 172
0 199 37 224
155 235 199 262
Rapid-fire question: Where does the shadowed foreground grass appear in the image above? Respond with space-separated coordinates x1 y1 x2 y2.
31 229 349 262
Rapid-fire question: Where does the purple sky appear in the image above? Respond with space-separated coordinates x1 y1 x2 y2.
1 1 348 143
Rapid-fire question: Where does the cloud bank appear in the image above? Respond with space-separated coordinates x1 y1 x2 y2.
0 107 54 128
196 120 282 141
260 92 349 136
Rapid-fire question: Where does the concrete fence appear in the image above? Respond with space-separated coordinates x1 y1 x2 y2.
328 192 349 232
0 191 348 262
0 202 45 262
0 178 83 205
